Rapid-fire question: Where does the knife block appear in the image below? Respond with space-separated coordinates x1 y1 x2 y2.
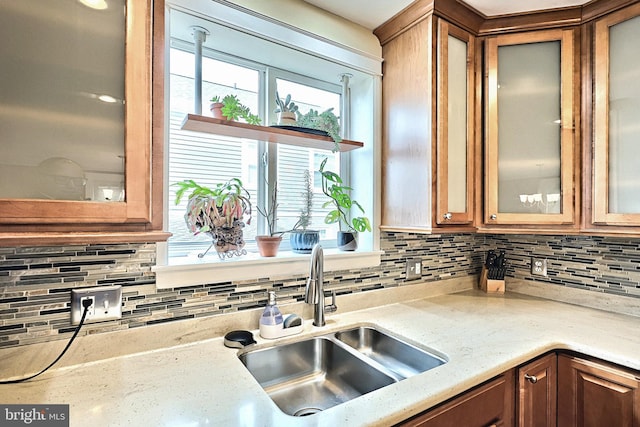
480 266 505 294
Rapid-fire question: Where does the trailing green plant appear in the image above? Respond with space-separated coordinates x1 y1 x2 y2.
219 94 262 125
274 91 298 114
318 158 371 233
173 178 252 235
296 108 342 152
292 169 313 231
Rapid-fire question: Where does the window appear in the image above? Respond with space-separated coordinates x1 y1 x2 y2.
167 47 344 260
156 2 380 287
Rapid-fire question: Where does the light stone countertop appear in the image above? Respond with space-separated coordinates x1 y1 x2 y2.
1 281 639 426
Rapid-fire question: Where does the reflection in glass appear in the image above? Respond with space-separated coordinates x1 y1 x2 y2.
0 0 126 201
497 41 561 214
608 15 640 214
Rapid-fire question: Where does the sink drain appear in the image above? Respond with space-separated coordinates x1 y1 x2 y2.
293 407 323 417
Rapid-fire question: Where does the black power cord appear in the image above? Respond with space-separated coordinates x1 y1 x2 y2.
0 298 92 384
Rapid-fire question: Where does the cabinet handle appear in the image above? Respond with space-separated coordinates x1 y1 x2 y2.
524 374 538 383
443 212 452 220
490 214 497 220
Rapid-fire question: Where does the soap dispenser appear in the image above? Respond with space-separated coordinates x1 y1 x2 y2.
260 291 283 329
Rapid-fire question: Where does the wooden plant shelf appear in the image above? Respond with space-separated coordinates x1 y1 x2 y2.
180 114 364 152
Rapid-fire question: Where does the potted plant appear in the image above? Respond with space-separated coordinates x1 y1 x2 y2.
209 95 224 119
210 94 261 125
296 108 342 152
274 91 298 125
255 180 284 257
174 178 252 259
290 169 320 253
318 157 371 251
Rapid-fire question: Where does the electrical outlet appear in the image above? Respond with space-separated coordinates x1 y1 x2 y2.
406 258 422 281
71 285 122 325
531 257 548 277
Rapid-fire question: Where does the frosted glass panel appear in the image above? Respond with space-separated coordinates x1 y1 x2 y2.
608 15 640 214
0 0 126 201
447 35 468 212
497 41 561 214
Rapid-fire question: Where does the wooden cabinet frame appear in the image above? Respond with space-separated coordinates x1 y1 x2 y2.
0 0 168 245
435 20 476 226
592 2 640 226
484 28 578 226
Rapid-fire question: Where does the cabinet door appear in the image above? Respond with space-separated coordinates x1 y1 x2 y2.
593 3 640 226
398 370 514 427
0 0 156 238
485 29 577 226
518 353 557 427
435 20 475 226
558 354 640 427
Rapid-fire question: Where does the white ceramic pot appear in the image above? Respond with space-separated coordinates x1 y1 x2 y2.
277 111 297 126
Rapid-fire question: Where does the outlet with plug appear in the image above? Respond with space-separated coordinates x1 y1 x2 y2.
71 285 123 325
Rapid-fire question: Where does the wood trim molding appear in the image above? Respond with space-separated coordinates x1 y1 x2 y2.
374 0 435 45
375 0 640 44
478 8 582 35
582 0 640 22
151 0 166 232
0 231 171 247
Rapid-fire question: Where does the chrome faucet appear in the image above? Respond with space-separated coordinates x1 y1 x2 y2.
305 244 337 326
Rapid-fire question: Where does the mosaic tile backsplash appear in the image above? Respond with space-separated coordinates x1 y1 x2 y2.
1 232 639 348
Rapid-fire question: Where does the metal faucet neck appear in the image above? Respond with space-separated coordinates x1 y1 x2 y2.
305 244 326 326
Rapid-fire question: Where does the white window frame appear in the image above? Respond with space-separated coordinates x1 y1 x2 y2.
154 0 383 288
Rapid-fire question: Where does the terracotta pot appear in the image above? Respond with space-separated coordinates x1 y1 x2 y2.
337 231 358 251
255 235 282 257
210 102 228 120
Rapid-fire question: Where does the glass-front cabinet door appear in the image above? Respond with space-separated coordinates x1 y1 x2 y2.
0 0 153 234
435 20 475 226
593 4 640 226
485 29 576 226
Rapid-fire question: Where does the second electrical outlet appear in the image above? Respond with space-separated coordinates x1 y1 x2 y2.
406 258 422 281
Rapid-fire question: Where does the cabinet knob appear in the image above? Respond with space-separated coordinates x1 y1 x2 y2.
490 214 497 221
524 374 538 383
443 212 452 220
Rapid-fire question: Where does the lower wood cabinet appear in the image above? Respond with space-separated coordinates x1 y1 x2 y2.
397 370 514 427
517 353 557 427
397 352 639 427
558 354 640 427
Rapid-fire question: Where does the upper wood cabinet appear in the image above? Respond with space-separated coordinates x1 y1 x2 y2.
0 0 167 245
380 15 435 233
591 3 640 228
378 11 478 233
484 28 579 228
435 21 476 226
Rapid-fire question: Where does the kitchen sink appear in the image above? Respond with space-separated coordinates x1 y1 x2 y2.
238 326 447 416
334 326 447 379
239 337 396 416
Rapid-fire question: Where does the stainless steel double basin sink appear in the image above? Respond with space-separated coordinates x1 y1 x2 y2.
238 326 447 417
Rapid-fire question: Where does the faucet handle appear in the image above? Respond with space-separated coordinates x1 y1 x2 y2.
325 291 337 313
